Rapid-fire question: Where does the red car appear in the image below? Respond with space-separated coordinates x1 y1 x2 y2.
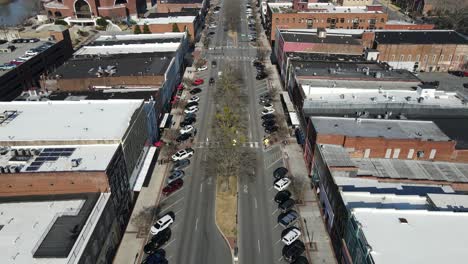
162 179 184 196
192 79 204 86
177 84 184 90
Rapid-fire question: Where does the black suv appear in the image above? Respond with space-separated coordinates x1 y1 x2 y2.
275 190 291 204
273 167 288 179
279 199 295 212
144 229 172 254
180 116 196 126
292 256 309 264
282 240 305 262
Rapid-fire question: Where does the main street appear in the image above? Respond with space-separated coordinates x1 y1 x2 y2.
156 0 232 263
154 0 287 262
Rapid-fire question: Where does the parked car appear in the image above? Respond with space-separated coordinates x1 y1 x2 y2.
279 199 295 212
253 60 263 67
275 190 292 204
150 212 175 235
162 179 184 196
256 71 267 80
193 78 204 85
277 210 299 227
259 98 271 106
261 113 275 120
259 93 271 100
180 125 194 134
261 108 275 115
188 96 200 103
180 116 196 126
282 227 301 245
265 125 278 134
282 240 305 262
449 70 465 77
25 49 39 56
184 106 199 114
274 177 291 191
0 64 16 71
141 249 167 264
190 88 202 95
144 229 172 253
176 133 192 142
464 83 468 88
209 77 215 85
197 66 208 72
172 148 195 161
262 119 276 127
211 61 217 68
167 170 185 184
263 103 274 110
172 159 190 171
185 101 199 108
291 256 309 264
274 167 289 180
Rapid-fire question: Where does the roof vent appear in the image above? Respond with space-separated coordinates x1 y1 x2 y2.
398 218 408 224
71 158 82 168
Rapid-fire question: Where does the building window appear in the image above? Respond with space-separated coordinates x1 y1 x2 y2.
416 54 420 62
340 18 345 23
275 18 279 23
456 55 461 61
417 150 425 158
292 18 295 23
400 55 404 62
423 55 428 63
429 149 437 159
448 55 453 62
432 55 437 63
407 149 414 159
115 0 127 4
380 18 385 23
364 149 371 158
327 18 331 23
392 149 400 159
286 18 289 23
391 55 395 61
439 55 444 62
407 55 412 61
385 149 392 159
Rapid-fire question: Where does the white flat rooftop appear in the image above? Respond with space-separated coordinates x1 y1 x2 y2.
342 192 428 209
269 2 383 13
0 100 143 143
427 193 468 210
302 87 466 108
0 193 110 264
95 32 185 41
137 16 196 25
0 144 118 172
353 208 468 264
74 42 180 56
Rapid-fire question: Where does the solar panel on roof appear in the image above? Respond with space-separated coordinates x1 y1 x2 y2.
46 157 58 161
31 162 44 166
42 149 55 152
36 157 48 161
26 166 39 171
63 148 75 151
61 152 73 157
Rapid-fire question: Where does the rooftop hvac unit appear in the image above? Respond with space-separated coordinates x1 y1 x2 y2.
71 158 82 168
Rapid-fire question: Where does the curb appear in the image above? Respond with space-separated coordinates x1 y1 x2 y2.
213 176 236 264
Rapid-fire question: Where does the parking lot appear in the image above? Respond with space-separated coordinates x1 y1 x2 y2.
417 72 467 92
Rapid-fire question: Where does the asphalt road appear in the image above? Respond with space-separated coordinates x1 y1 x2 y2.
235 0 286 263
153 1 232 263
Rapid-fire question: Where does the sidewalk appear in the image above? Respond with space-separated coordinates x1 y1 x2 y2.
282 143 337 264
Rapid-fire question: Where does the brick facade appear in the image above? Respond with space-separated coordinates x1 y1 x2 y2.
141 22 196 41
267 8 387 42
56 75 165 91
44 0 141 19
0 171 109 197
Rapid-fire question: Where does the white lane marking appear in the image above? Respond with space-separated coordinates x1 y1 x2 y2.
207 177 212 185
271 209 278 215
254 197 258 209
174 208 183 215
195 217 199 230
268 186 274 191
249 130 252 139
248 113 251 121
274 239 282 245
160 187 185 202
243 184 248 193
204 152 207 161
257 240 261 253
277 256 283 262
160 197 184 213
161 239 176 249
200 183 203 193
266 158 283 168
274 223 280 229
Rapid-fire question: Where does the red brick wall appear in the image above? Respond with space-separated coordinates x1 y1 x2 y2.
316 134 462 162
57 75 165 91
283 42 364 55
156 3 201 13
44 0 139 18
384 23 435 30
0 171 109 197
269 12 387 41
144 23 195 41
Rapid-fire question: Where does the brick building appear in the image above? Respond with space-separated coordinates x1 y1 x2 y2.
49 32 188 112
338 0 373 6
153 0 208 13
383 20 435 30
43 0 146 19
266 1 388 43
138 13 202 41
372 30 468 72
305 117 468 168
0 100 152 263
0 29 73 101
